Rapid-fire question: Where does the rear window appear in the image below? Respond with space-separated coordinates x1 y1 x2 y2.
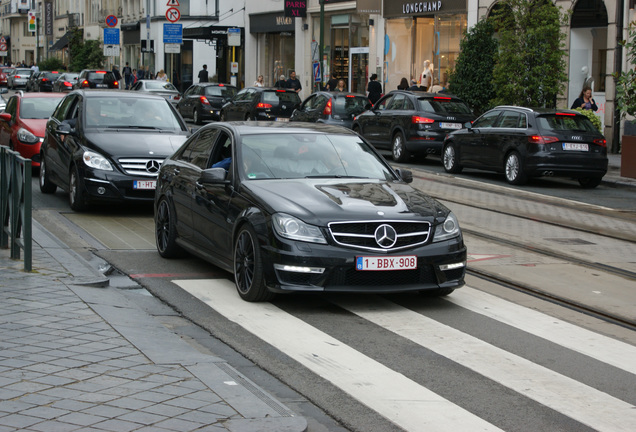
87 71 114 82
263 91 301 105
41 72 60 80
537 114 598 133
417 98 473 115
333 96 369 117
145 81 178 91
205 86 237 98
15 69 32 76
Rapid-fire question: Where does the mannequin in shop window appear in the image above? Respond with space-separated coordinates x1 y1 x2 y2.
420 60 433 91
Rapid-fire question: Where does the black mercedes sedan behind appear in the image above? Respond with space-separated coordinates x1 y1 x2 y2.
39 90 190 210
154 122 466 302
220 87 301 122
442 106 608 187
352 90 475 162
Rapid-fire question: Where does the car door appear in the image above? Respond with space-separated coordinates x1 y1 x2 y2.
191 128 235 265
376 93 406 145
224 89 252 121
359 95 393 145
459 109 501 168
43 94 81 189
482 110 527 169
292 94 318 122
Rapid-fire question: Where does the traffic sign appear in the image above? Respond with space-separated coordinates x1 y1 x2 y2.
105 15 117 28
163 24 182 44
228 28 240 46
0 37 6 44
103 28 120 45
166 0 180 5
103 45 120 57
313 62 321 83
166 7 180 23
0 44 7 52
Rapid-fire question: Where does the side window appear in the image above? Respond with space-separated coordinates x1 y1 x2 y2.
498 111 522 128
387 94 405 110
473 110 501 128
210 132 233 168
183 86 194 97
187 129 220 168
5 96 17 116
301 95 316 110
519 114 528 128
375 96 393 111
235 89 249 101
403 97 415 111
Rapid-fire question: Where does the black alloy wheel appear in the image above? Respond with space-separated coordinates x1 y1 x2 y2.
578 176 603 189
234 224 273 302
155 198 183 257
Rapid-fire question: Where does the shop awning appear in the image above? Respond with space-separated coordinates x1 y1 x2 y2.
50 31 72 51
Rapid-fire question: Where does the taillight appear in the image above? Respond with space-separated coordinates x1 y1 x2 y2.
528 135 559 145
113 80 119 87
275 90 286 93
256 102 273 108
81 80 89 88
593 138 607 147
433 96 451 100
199 96 210 106
412 116 434 124
63 81 72 87
323 98 332 115
41 78 49 82
556 112 576 116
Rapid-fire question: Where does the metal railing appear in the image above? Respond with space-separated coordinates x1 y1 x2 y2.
0 145 32 271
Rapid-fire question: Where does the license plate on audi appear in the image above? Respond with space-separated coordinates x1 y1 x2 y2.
133 180 156 190
563 143 589 151
356 256 417 271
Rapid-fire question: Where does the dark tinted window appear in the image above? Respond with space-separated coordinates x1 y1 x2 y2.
498 111 525 128
417 97 473 115
262 90 300 105
40 72 60 80
86 71 114 82
204 86 237 98
333 96 368 116
472 110 501 128
537 114 598 133
52 95 77 121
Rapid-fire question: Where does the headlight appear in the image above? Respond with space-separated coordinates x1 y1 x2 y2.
17 127 39 144
272 213 326 244
82 150 113 171
433 212 461 242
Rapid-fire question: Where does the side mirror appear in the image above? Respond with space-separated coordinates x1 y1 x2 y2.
394 168 413 183
464 121 473 130
56 122 74 135
200 167 230 184
0 112 12 122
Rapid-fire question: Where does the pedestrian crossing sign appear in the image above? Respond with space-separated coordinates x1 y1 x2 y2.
166 0 180 5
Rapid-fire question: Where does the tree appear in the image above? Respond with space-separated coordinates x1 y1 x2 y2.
68 28 105 72
491 0 568 108
448 18 498 116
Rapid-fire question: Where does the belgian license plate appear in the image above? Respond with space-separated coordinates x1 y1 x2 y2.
356 255 417 271
133 180 156 190
440 122 462 129
97 84 107 88
563 143 589 151
276 117 289 122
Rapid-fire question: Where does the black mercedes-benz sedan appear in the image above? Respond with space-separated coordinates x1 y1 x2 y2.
154 122 466 302
39 90 191 211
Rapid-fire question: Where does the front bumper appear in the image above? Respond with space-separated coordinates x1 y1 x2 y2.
79 167 158 204
260 235 467 294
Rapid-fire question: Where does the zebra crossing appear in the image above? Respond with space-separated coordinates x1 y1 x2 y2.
175 279 636 432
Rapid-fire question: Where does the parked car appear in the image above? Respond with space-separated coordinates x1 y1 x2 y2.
7 68 33 89
130 79 181 106
220 87 301 123
177 83 237 124
27 71 61 92
74 69 119 89
154 122 466 302
0 67 15 86
39 90 190 210
290 91 371 129
52 72 79 92
351 90 476 162
0 92 65 169
442 106 608 188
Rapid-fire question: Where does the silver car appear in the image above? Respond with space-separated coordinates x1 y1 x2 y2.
7 68 33 89
129 80 181 106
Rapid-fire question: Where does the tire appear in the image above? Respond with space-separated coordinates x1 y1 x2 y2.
578 176 602 189
392 132 410 163
234 224 274 302
442 143 463 174
193 109 202 125
155 198 184 258
68 165 88 211
504 151 527 185
39 155 57 194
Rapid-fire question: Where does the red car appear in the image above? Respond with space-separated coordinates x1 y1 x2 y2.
0 67 14 86
0 92 65 169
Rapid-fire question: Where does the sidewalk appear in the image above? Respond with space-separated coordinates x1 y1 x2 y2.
604 152 636 188
0 222 307 431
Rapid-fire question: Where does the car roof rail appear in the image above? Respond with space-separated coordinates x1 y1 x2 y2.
495 105 534 112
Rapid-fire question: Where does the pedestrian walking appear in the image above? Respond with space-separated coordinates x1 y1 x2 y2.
367 74 383 105
123 62 133 89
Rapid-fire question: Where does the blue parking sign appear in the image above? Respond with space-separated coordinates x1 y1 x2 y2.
103 28 120 45
313 62 321 83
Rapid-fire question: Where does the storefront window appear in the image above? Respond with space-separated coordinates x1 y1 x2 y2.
258 33 295 87
385 15 466 93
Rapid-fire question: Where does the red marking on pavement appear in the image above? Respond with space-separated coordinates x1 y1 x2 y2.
467 254 511 263
130 273 224 278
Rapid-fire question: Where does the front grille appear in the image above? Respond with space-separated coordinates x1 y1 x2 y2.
328 220 431 252
118 158 163 177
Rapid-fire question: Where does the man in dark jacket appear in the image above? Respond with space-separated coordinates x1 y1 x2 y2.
367 73 383 105
286 71 302 93
274 74 287 88
198 64 209 83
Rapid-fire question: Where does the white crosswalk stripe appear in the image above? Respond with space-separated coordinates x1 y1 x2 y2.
175 279 635 432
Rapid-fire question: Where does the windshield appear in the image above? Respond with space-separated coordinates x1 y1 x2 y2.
204 86 236 98
84 97 184 130
239 133 396 181
537 114 598 133
20 97 63 119
145 81 178 91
